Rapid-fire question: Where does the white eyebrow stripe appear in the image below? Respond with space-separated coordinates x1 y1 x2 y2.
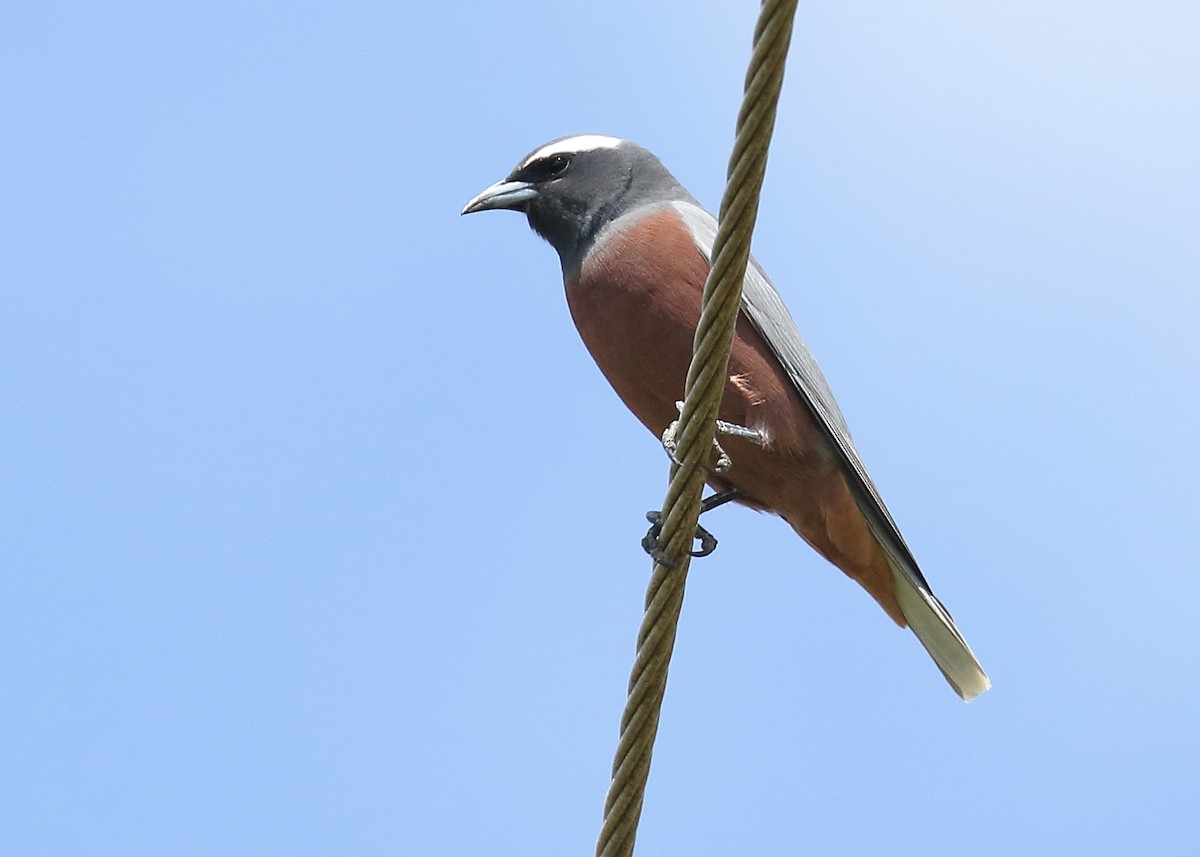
521 135 625 167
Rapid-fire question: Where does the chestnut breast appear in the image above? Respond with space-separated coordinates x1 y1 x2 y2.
564 206 829 491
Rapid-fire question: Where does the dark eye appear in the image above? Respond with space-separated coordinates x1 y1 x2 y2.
545 154 570 177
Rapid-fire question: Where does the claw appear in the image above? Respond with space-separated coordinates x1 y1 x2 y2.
711 442 733 475
660 421 681 465
642 510 719 564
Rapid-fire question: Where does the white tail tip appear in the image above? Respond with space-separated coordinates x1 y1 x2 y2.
893 569 990 701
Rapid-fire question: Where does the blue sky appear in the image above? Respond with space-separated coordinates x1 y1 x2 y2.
3 2 1198 855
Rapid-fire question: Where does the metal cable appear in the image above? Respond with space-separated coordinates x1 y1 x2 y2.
594 2 800 855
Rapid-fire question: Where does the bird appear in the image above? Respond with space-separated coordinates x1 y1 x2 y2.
461 134 989 700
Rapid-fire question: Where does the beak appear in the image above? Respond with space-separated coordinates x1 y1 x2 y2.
461 179 538 215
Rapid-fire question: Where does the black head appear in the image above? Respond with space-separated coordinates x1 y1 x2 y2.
461 135 693 274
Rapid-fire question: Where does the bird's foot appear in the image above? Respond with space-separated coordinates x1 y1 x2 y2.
640 489 745 564
660 401 769 475
641 511 718 566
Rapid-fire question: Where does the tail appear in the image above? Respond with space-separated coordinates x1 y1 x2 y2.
891 567 990 701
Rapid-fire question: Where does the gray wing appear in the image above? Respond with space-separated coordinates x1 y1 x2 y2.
668 200 929 589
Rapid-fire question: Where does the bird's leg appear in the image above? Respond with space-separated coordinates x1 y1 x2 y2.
641 488 746 565
661 401 769 475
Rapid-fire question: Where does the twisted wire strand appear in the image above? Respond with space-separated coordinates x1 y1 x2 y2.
594 2 799 855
